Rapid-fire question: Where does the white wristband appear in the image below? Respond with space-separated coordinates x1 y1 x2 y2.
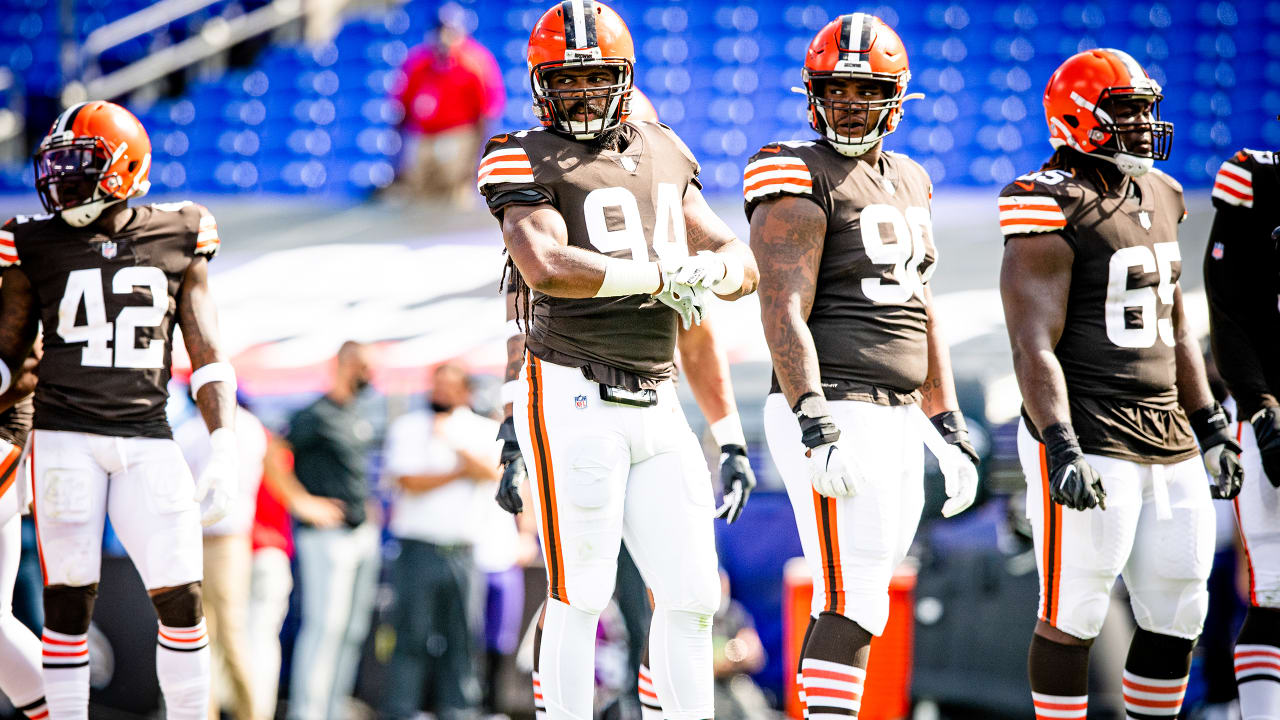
710 412 746 448
711 253 745 295
595 259 660 297
209 427 237 455
190 361 237 397
0 361 10 397
501 380 521 405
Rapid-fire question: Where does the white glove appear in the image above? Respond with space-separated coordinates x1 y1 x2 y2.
672 251 728 289
806 442 866 498
194 428 238 528
654 266 710 329
938 443 979 518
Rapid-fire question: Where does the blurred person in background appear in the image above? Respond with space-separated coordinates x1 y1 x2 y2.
395 2 503 208
174 394 269 720
1000 50 1242 720
710 570 767 720
1205 143 1280 719
379 361 500 720
751 15 978 717
280 341 380 720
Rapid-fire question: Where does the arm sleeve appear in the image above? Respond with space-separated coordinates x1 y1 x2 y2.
477 134 555 219
996 177 1075 249
1205 156 1280 418
742 144 822 221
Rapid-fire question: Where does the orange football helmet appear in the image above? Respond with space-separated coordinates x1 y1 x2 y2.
528 0 635 139
35 100 151 227
1043 48 1173 177
802 13 919 156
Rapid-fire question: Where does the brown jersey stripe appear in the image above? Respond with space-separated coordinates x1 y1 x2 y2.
812 490 844 615
526 356 568 603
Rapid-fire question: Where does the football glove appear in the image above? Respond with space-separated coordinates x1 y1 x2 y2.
1042 423 1107 511
930 410 980 468
654 265 710 330
495 417 527 514
672 251 728 289
715 444 756 524
195 427 238 528
1252 407 1280 488
1191 403 1244 499
795 393 866 498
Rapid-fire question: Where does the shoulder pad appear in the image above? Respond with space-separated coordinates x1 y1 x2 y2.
743 144 813 203
1212 154 1256 209
150 200 194 212
998 172 1072 237
1147 167 1183 194
477 134 535 192
0 221 15 268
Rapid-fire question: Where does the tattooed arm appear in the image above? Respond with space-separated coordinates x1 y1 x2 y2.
684 184 759 300
918 285 961 417
751 196 826 406
178 256 235 432
0 269 38 413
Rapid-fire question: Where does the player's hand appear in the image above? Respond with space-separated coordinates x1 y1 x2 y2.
930 410 980 468
936 443 980 517
1191 403 1244 499
715 444 755 523
1042 423 1106 511
194 428 238 527
654 265 709 330
794 393 864 498
495 417 526 514
671 251 728 290
1252 407 1280 488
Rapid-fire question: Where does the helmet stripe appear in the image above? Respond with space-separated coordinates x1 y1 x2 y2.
838 13 871 64
563 0 597 50
1105 48 1147 83
53 102 89 135
857 13 872 63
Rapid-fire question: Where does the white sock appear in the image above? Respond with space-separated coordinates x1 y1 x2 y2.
1235 644 1280 720
539 600 599 720
155 620 210 720
41 629 88 720
1031 692 1087 720
1122 671 1187 719
797 671 808 719
800 658 865 719
647 606 713 720
0 613 44 711
637 663 661 720
532 670 546 720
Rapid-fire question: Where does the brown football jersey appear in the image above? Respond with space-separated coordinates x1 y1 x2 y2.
0 202 220 439
477 121 701 391
743 141 937 404
999 163 1197 463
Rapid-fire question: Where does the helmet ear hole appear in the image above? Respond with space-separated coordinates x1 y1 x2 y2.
128 160 138 171
1063 115 1079 128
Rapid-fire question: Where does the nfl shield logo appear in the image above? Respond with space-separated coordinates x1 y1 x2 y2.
101 240 117 259
1138 211 1151 230
574 394 588 410
1212 242 1225 260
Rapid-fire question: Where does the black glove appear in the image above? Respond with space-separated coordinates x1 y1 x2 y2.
794 393 840 449
1252 407 1280 488
715 444 756 524
1190 403 1244 500
1042 423 1107 511
495 417 526 514
930 410 980 468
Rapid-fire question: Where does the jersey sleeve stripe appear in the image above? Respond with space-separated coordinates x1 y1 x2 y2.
744 157 808 176
744 181 814 202
0 230 16 266
479 149 531 171
1212 161 1254 207
1217 163 1252 188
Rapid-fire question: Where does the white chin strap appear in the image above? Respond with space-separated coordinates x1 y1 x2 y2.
1105 152 1155 177
61 197 120 227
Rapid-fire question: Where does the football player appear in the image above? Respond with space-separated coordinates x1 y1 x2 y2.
999 50 1242 720
494 85 758 720
0 280 45 720
1205 142 1280 718
749 14 978 717
0 101 238 720
476 2 758 717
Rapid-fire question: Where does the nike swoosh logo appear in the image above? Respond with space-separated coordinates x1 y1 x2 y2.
759 146 781 154
1014 181 1035 191
492 135 509 144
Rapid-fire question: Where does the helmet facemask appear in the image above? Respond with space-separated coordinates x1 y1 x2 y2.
34 133 148 227
532 57 633 140
803 70 919 157
1087 87 1173 177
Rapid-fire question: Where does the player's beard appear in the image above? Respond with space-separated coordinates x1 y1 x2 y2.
587 125 628 151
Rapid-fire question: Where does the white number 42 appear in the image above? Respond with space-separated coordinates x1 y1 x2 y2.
58 266 169 369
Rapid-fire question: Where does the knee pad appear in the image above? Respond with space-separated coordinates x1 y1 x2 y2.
152 582 204 628
1131 579 1209 640
43 583 98 635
